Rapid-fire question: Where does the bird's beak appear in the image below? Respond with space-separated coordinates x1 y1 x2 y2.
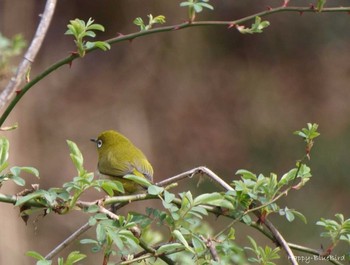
90 138 97 143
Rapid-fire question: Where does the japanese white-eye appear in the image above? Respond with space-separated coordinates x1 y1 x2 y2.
91 130 153 193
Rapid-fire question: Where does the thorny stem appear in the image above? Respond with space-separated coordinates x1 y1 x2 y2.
1 6 350 126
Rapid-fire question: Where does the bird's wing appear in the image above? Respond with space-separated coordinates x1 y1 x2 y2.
99 150 134 177
132 158 154 182
100 148 153 182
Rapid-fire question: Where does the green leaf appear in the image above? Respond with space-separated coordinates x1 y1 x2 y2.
227 227 236 240
86 204 99 213
37 261 52 265
85 41 111 51
148 185 164 195
15 190 46 206
285 209 295 222
88 216 97 226
133 17 145 30
108 231 124 250
316 0 326 11
192 235 206 255
65 251 86 264
180 2 191 7
194 192 222 205
26 251 45 261
152 15 166 24
180 0 214 13
20 166 39 177
80 239 98 245
242 214 252 225
194 192 234 209
0 161 8 173
0 137 9 168
10 166 39 183
92 41 111 51
164 190 175 203
199 2 214 10
236 169 257 180
101 180 124 196
156 243 184 255
191 205 208 216
84 31 96 38
96 223 106 242
291 210 307 224
67 140 85 176
279 168 297 187
173 229 194 253
124 174 152 187
193 3 203 13
87 24 105 32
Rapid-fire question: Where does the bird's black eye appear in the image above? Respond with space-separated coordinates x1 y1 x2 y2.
97 139 103 148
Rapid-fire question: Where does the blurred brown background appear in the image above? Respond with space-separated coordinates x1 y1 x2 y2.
1 0 350 264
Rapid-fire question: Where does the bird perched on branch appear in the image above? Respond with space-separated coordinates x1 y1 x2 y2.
91 130 153 194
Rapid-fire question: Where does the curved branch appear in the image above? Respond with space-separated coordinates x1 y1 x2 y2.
1 165 328 264
1 5 350 126
0 0 57 112
44 222 90 260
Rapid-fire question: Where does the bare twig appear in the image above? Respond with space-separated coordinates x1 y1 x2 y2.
156 166 232 191
199 236 220 262
264 218 298 265
0 0 57 110
45 222 90 260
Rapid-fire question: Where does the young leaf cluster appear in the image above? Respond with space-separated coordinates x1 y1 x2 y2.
232 164 310 224
245 236 280 265
133 14 166 31
317 0 327 11
236 16 270 34
27 250 86 265
0 137 39 188
143 189 239 263
0 33 26 76
180 0 214 21
294 123 320 159
317 214 350 247
81 213 139 257
65 18 110 57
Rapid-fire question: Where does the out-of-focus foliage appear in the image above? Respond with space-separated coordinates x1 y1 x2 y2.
0 33 26 78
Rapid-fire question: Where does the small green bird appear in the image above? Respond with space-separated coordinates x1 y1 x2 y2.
91 130 153 194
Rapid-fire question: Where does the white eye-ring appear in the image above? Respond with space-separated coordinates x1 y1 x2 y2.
97 139 103 148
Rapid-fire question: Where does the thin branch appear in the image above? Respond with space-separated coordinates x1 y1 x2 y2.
138 239 175 265
0 0 57 111
45 222 90 260
156 166 232 191
264 218 298 265
1 5 350 126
